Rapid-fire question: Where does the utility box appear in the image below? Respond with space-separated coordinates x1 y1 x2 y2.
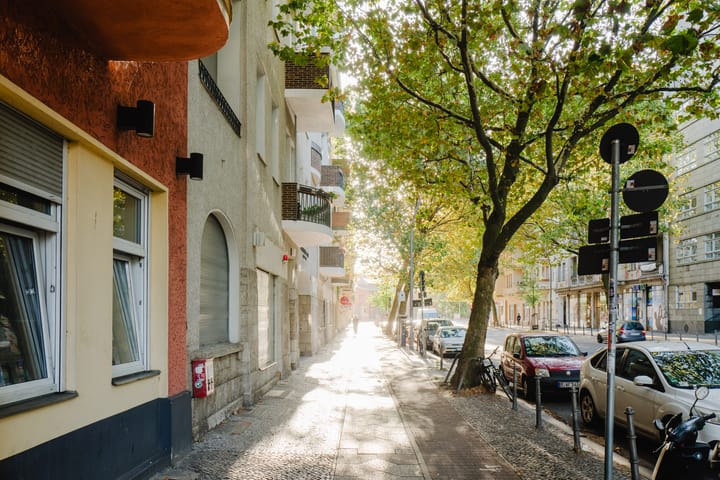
191 358 215 398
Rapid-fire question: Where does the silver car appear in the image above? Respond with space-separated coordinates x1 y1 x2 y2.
432 326 467 356
578 341 720 443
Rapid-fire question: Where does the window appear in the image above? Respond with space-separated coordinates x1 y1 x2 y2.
256 74 267 162
679 193 697 219
257 269 276 367
703 130 720 164
0 103 63 405
112 178 149 377
705 182 720 212
271 106 280 182
675 285 697 309
675 147 696 175
199 215 229 346
705 232 720 260
676 238 697 265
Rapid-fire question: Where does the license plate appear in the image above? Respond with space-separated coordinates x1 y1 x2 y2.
557 381 578 389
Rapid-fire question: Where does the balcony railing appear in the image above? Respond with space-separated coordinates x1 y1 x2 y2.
282 183 331 227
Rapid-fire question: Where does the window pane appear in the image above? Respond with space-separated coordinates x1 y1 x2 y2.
257 269 275 367
113 187 140 243
0 183 51 214
112 258 140 365
0 232 47 385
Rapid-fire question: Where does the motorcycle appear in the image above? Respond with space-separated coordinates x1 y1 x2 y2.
652 386 720 480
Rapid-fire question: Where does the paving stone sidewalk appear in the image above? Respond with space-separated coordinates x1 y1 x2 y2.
152 322 633 479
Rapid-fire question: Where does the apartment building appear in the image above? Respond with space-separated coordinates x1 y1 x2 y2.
0 1 231 478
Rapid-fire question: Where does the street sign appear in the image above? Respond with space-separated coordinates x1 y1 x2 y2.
588 218 610 244
623 169 669 213
578 244 610 275
620 211 658 239
600 123 639 164
412 300 422 307
424 298 432 306
619 236 660 263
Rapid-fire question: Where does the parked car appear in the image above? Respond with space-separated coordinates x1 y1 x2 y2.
578 341 720 443
500 333 587 399
420 319 454 350
432 326 467 356
596 321 646 343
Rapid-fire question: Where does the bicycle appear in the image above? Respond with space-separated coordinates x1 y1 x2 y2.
477 346 512 401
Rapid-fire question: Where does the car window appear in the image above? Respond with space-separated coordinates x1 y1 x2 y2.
512 337 521 356
651 349 720 388
504 336 514 352
591 350 608 371
618 350 656 382
441 328 466 338
624 322 644 330
522 336 580 357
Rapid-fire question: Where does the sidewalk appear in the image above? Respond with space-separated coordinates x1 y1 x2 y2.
152 322 632 479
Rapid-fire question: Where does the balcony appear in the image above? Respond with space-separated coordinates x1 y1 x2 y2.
319 247 346 278
285 57 345 134
282 183 333 247
320 165 345 205
45 0 231 61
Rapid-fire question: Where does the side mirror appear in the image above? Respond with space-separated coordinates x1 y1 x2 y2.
513 352 521 359
633 375 654 387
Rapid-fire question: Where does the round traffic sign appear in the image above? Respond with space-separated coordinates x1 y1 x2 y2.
623 169 669 213
600 123 640 164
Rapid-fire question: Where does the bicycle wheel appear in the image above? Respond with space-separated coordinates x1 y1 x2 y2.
479 367 496 392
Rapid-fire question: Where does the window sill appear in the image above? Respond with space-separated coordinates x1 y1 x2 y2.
112 369 161 386
0 391 78 419
191 342 242 361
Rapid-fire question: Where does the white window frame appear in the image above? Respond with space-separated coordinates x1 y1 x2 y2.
256 74 267 162
705 232 720 260
0 189 61 405
680 193 697 218
704 182 720 212
675 285 697 309
257 269 277 368
676 238 697 265
112 177 149 378
703 130 720 164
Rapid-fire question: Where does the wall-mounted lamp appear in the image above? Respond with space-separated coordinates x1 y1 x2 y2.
117 100 155 137
176 153 204 181
282 254 289 264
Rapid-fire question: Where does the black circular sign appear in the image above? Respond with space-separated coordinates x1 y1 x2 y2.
623 169 669 213
600 123 640 164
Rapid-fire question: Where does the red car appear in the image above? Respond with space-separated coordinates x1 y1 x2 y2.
500 333 587 399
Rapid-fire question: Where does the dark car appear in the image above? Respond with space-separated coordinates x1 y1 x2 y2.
500 333 587 399
596 321 646 343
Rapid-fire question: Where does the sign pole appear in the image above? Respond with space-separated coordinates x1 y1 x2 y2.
604 139 621 480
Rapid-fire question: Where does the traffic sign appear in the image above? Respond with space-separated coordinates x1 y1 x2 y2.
588 218 610 244
619 236 660 263
424 298 432 306
620 211 658 239
578 244 610 275
600 123 639 164
623 169 669 213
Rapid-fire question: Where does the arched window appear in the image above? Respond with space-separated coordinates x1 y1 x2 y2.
199 215 229 345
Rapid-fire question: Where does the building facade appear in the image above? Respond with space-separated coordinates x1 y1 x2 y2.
0 1 232 478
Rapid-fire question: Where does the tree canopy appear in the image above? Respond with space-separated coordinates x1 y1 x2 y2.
271 0 720 387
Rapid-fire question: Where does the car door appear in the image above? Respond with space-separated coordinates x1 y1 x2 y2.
501 336 516 380
614 348 660 436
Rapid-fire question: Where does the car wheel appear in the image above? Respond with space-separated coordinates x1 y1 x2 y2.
580 390 599 426
522 376 535 400
597 334 603 343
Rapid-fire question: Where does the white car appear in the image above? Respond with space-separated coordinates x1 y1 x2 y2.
432 326 467 356
578 341 720 443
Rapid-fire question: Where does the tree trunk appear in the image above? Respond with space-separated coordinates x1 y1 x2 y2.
451 260 499 389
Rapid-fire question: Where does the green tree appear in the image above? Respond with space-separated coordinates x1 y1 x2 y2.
272 1 720 388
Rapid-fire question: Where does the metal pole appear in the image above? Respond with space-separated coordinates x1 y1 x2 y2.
604 139 621 480
571 384 582 453
625 407 640 480
407 199 419 351
535 377 543 429
512 365 518 411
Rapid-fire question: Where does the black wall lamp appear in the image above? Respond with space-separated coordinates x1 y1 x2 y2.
117 100 155 137
176 153 204 181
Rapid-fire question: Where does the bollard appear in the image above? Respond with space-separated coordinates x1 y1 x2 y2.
535 376 543 429
715 330 718 346
571 384 582 453
625 407 640 480
512 365 518 411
